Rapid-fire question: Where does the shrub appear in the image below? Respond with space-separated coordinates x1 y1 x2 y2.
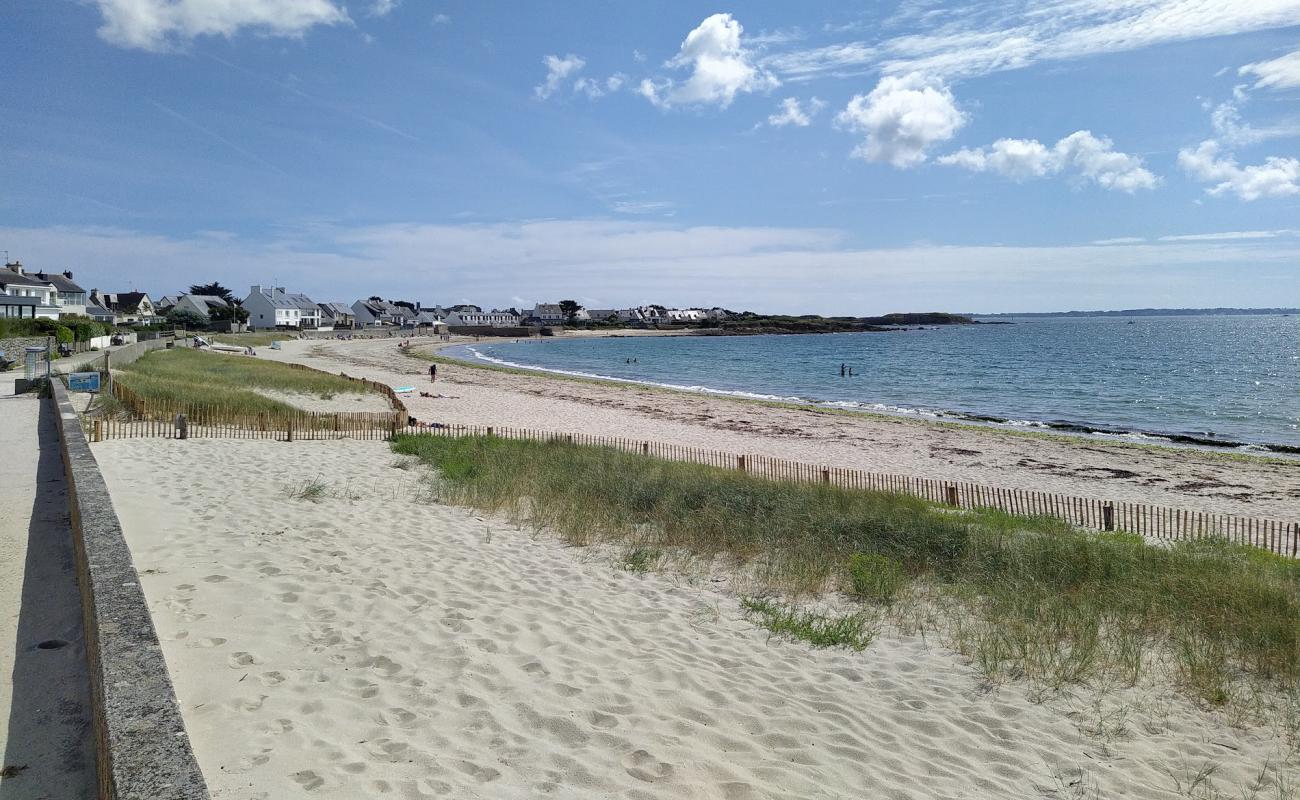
847 553 906 604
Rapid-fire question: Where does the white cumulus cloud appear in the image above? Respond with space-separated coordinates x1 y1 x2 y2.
535 54 586 100
1178 140 1300 201
835 74 965 167
939 131 1158 192
640 13 779 109
91 0 348 51
767 96 825 127
1240 47 1300 90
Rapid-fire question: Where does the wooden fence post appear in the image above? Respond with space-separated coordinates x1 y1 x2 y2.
92 419 102 442
286 418 294 442
1103 503 1115 532
737 455 746 473
176 413 188 440
487 426 494 437
821 468 830 484
642 442 650 456
945 483 959 507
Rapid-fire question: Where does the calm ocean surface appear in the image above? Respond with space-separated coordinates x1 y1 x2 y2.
445 315 1300 453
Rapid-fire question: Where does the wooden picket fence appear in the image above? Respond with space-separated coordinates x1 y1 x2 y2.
99 359 409 441
88 407 1297 556
397 424 1298 557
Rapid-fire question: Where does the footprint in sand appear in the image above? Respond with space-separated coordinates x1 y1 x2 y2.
228 651 257 668
588 711 619 729
623 750 673 783
190 637 227 649
292 770 324 790
203 574 229 583
259 671 286 686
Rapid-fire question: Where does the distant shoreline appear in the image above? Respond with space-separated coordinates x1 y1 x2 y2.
970 307 1299 318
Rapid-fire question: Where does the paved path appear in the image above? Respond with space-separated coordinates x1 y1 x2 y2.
0 372 95 799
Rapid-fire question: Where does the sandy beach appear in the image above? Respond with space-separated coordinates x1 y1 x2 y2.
95 435 1299 799
260 336 1298 519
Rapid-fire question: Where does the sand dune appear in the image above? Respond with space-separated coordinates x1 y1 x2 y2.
96 437 1295 799
258 337 1299 519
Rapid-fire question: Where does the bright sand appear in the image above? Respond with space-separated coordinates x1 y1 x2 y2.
260 336 1298 519
96 436 1298 799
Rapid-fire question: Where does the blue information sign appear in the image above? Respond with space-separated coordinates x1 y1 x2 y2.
68 372 101 392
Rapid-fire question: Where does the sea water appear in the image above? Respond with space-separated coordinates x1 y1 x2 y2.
445 315 1300 453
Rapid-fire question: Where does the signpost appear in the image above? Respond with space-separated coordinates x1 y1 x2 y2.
68 372 101 392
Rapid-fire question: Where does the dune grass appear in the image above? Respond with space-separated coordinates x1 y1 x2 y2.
116 348 381 415
392 433 1300 703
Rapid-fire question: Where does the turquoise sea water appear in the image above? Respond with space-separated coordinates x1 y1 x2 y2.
445 315 1300 453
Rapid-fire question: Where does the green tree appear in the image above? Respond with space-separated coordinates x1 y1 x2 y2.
188 282 235 303
166 307 208 329
209 303 250 323
558 299 582 320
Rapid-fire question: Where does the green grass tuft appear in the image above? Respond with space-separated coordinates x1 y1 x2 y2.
847 553 907 604
741 597 873 650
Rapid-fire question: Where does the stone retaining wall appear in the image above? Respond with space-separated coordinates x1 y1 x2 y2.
50 380 210 799
0 335 51 360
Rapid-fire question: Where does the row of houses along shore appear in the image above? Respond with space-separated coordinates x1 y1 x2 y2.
1 262 730 332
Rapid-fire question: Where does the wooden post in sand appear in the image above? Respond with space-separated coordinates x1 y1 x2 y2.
487 426 494 437
737 455 746 473
286 418 294 443
1103 502 1116 532
175 413 188 440
642 442 650 456
92 419 102 443
821 468 830 484
945 483 959 507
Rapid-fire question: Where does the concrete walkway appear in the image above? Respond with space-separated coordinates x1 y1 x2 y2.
0 373 95 799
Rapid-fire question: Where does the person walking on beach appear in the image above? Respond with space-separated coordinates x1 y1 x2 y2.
429 363 437 384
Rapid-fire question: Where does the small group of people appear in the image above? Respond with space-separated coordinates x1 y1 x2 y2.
624 357 638 364
839 362 856 377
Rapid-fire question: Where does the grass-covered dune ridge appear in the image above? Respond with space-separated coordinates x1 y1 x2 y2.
117 348 385 416
393 433 1299 704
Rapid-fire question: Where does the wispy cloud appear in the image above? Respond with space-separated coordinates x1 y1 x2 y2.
765 1 1300 82
147 98 288 176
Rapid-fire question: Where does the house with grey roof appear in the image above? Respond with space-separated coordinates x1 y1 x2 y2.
318 302 356 329
1 262 60 320
172 294 231 321
90 289 155 323
244 285 321 330
31 269 88 317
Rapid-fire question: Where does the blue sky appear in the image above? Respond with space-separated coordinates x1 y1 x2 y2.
2 1 1299 313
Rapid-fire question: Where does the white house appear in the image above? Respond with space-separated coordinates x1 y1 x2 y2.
244 285 319 330
530 303 567 324
667 308 706 322
90 290 155 324
31 270 88 317
446 308 522 327
1 262 60 319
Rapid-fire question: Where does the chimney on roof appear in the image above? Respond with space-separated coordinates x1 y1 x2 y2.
250 284 262 296
5 261 21 275
63 270 73 280
275 286 286 296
